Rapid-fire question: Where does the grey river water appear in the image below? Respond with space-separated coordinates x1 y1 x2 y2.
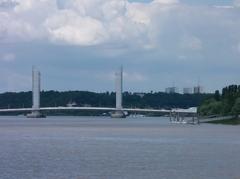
0 116 239 179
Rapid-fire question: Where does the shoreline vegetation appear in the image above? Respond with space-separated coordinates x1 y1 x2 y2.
198 84 240 125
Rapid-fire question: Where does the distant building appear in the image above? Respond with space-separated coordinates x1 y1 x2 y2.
194 86 204 94
134 93 145 98
165 87 179 94
183 88 193 94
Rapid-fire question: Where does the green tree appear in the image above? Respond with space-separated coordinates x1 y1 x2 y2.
198 98 222 116
214 90 220 101
231 97 240 118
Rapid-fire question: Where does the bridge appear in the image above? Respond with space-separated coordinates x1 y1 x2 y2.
0 67 197 118
0 106 196 114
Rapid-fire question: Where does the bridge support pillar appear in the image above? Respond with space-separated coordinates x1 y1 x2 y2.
27 67 45 118
110 110 126 118
27 110 45 118
111 66 126 118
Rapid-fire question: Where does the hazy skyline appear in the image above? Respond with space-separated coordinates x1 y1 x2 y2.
0 0 240 93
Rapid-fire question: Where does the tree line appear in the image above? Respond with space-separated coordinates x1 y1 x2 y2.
0 90 211 110
198 85 240 117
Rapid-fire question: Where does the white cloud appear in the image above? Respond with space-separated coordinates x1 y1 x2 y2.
45 10 108 45
13 0 34 12
0 0 56 42
0 12 39 42
152 0 179 5
0 0 173 46
0 0 239 56
44 0 153 46
126 3 150 25
13 0 57 13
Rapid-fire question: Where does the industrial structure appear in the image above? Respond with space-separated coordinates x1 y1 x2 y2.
165 86 204 94
194 86 204 94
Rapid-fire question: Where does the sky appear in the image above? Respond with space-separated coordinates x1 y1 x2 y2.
0 0 240 93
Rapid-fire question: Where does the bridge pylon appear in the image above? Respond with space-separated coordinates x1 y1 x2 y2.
110 66 126 118
27 67 45 118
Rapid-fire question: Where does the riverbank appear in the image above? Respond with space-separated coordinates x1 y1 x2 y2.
207 117 240 125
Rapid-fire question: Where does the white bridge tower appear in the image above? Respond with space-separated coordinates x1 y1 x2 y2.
110 66 126 118
27 67 45 118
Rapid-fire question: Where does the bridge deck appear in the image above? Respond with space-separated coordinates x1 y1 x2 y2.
0 107 197 114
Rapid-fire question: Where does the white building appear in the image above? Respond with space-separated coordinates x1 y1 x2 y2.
165 87 179 94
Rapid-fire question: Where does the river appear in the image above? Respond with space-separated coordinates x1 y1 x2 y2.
0 116 239 179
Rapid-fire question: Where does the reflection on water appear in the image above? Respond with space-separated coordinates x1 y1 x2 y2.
0 116 239 179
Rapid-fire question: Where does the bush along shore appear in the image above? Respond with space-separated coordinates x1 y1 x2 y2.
198 84 240 125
